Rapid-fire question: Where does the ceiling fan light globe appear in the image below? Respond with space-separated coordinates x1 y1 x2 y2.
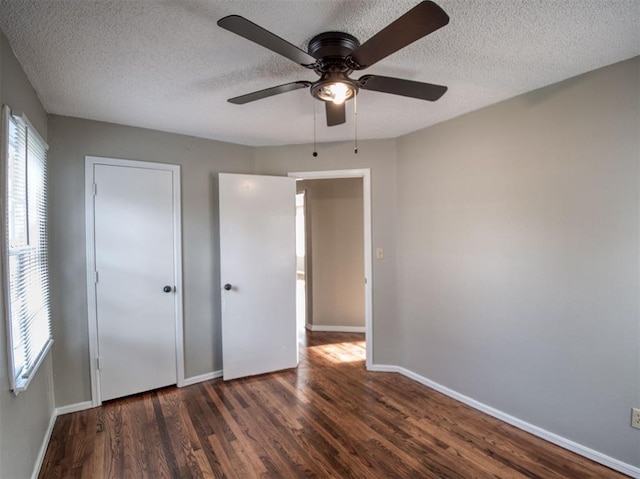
330 82 350 104
317 82 353 104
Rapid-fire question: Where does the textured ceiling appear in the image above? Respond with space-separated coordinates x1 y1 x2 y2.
0 0 638 146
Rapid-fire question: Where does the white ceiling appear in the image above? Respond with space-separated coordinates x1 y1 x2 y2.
0 1 638 147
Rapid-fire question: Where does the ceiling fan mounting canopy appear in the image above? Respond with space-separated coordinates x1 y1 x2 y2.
217 1 450 127
308 31 360 73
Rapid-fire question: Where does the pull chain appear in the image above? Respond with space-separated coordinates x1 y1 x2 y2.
312 98 318 157
354 92 358 154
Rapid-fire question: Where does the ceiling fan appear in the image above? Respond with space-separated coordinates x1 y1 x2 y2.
217 1 449 127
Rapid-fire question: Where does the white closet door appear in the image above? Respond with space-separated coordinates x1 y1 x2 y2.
93 163 177 401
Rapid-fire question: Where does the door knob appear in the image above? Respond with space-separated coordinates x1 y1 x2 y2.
224 283 232 291
163 285 173 293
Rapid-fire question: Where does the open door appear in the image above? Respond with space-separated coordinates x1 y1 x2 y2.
219 173 297 380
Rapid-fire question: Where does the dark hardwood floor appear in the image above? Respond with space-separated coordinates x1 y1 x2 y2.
40 332 629 478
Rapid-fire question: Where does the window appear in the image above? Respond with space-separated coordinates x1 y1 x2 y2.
2 105 52 394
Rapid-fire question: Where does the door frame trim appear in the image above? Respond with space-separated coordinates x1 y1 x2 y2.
288 169 373 370
84 156 185 406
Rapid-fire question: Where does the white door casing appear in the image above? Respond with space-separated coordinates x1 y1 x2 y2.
85 157 184 405
219 173 297 380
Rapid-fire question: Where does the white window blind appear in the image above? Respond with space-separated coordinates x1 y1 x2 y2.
2 105 52 394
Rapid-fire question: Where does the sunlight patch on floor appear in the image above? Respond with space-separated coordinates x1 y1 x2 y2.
309 341 366 363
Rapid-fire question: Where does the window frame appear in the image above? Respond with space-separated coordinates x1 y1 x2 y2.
1 104 53 394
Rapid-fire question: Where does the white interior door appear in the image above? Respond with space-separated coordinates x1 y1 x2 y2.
219 173 297 380
92 162 179 401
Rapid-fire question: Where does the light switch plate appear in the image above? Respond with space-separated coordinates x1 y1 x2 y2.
376 248 384 260
632 408 640 430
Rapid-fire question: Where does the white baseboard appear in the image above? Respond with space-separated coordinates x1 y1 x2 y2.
55 372 224 414
182 370 223 387
55 400 94 416
388 365 640 479
307 325 365 333
31 408 56 479
368 364 399 373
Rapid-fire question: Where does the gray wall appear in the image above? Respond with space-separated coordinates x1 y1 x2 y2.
396 57 640 467
254 140 399 365
47 115 255 406
0 31 56 479
298 178 364 328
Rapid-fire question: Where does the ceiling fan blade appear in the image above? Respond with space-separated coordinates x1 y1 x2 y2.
359 75 447 101
349 1 449 69
228 81 312 104
218 15 317 67
325 102 346 126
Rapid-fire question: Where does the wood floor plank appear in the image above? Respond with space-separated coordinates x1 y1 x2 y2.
199 380 271 477
158 389 206 479
40 332 631 479
120 399 140 478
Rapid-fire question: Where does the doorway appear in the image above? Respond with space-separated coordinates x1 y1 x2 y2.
289 169 373 370
218 171 370 380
